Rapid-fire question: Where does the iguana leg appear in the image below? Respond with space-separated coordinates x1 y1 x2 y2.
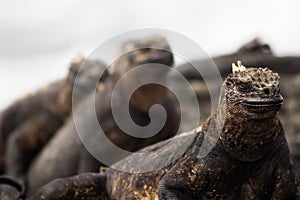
158 156 208 200
0 175 25 199
5 111 62 179
271 162 299 199
27 173 108 200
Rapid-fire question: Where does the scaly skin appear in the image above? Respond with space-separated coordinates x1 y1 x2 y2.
94 35 179 152
28 61 299 199
0 56 106 189
26 35 180 196
159 62 298 199
177 40 300 172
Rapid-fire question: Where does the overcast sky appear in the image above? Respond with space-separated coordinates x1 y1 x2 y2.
1 0 300 109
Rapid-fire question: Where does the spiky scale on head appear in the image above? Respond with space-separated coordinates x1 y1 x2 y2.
225 61 281 101
218 61 284 162
122 35 173 66
121 35 171 53
231 60 246 73
113 35 174 75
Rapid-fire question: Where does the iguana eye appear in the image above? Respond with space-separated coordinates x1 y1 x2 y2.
237 83 251 93
140 47 151 52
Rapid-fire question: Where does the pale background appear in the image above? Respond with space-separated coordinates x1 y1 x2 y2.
1 0 299 109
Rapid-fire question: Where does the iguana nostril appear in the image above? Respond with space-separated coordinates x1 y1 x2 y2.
263 88 270 95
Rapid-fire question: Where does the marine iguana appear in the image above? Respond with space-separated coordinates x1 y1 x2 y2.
176 39 300 170
28 61 299 199
0 56 107 180
25 35 180 196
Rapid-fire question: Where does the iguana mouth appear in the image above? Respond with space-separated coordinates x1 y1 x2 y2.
241 96 283 112
139 52 173 66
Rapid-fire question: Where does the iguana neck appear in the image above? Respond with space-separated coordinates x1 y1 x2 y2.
211 88 283 162
42 80 72 119
112 61 169 113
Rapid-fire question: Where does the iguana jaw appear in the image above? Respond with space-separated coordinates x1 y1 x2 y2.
240 95 283 113
133 50 174 67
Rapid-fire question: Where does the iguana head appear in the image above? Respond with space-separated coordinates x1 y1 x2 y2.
122 35 173 66
59 55 108 114
216 61 284 161
112 35 174 76
67 55 108 90
221 60 283 119
110 36 175 112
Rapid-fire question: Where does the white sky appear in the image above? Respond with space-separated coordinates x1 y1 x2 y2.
1 0 300 109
